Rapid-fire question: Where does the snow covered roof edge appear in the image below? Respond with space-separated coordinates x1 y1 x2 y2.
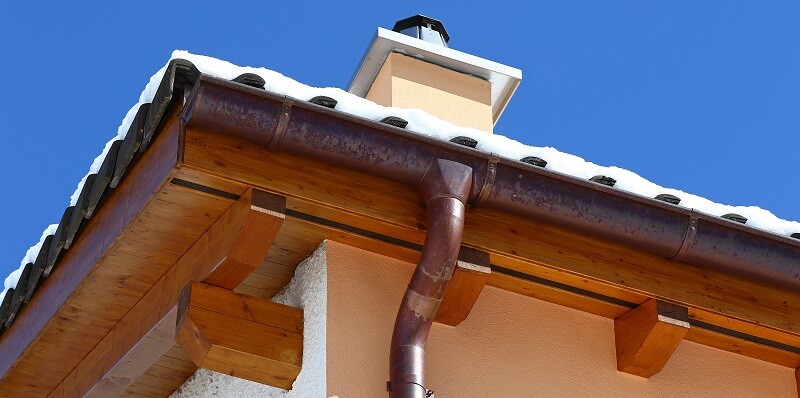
3 50 799 307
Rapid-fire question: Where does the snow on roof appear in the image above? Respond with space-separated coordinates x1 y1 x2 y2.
3 50 799 304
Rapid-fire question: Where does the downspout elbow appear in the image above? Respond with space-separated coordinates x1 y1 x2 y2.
389 159 473 398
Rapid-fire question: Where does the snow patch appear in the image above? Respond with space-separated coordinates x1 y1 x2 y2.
170 241 328 398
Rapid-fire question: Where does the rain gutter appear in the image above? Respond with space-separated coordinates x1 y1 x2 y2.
182 74 800 397
182 75 800 292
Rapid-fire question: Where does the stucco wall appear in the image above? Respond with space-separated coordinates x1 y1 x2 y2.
326 241 796 398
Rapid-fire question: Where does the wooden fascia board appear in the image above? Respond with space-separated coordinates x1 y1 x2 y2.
179 126 800 358
0 108 183 395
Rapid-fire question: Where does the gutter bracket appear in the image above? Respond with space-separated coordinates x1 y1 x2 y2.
670 213 699 262
471 154 498 206
267 101 293 150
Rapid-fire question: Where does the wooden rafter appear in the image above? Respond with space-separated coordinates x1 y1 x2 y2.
204 190 286 289
614 299 690 378
177 282 303 389
70 186 287 396
50 187 255 396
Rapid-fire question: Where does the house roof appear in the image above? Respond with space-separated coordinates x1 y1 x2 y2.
1 49 800 338
2 52 800 396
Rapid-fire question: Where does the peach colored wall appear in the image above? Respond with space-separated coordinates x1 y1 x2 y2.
366 53 494 133
326 241 796 398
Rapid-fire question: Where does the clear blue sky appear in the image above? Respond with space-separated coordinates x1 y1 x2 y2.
1 2 798 280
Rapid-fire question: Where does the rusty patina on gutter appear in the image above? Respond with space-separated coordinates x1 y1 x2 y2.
183 75 800 291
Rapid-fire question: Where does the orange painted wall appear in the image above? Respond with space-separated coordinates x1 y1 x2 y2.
326 241 796 397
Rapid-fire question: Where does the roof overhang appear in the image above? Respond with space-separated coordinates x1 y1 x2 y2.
348 27 523 125
2 64 800 396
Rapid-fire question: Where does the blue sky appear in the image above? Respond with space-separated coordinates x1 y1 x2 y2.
0 2 798 281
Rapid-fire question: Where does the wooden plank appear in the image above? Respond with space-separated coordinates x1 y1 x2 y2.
488 272 631 319
435 248 491 326
685 327 800 368
83 308 177 397
0 107 183 395
123 373 180 397
177 282 303 390
50 189 251 397
186 282 302 333
204 190 286 289
688 308 800 351
120 343 198 397
614 299 690 377
181 129 424 236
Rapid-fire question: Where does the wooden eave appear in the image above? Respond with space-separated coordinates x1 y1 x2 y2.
0 71 798 396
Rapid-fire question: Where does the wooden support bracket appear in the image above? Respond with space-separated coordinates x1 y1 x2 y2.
204 189 286 289
177 281 303 389
59 187 287 396
435 247 491 326
614 299 689 378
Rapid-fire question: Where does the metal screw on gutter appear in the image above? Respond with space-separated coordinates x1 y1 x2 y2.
721 213 747 224
590 175 616 187
380 116 408 129
520 156 547 167
232 73 266 89
655 194 681 205
309 96 338 109
449 136 478 148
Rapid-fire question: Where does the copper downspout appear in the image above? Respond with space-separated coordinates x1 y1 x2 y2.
388 159 472 398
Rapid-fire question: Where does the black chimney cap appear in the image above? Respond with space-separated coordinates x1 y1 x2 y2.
393 15 450 44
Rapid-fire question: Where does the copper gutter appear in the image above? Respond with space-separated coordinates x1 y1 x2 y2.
183 75 800 290
182 75 800 394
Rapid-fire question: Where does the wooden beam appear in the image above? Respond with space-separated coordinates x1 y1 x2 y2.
176 282 303 389
614 299 689 378
83 308 177 397
435 247 490 326
50 188 255 397
72 187 285 396
204 190 286 289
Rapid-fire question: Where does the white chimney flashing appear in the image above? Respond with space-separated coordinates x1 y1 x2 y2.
348 27 523 125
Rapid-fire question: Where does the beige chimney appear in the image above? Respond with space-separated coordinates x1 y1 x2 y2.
349 15 522 134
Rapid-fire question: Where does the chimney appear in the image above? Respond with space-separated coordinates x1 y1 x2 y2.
349 15 522 133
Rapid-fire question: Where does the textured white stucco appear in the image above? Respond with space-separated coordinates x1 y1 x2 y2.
171 241 328 398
